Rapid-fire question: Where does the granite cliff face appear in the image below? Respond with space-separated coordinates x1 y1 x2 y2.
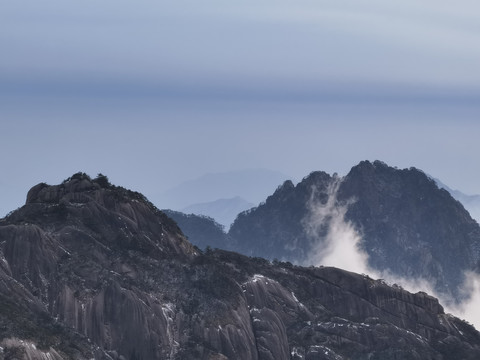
1 172 480 359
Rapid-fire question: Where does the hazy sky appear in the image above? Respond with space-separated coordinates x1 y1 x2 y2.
1 0 480 216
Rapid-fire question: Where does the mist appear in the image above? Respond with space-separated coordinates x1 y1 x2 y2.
303 178 370 275
303 178 480 329
449 272 480 329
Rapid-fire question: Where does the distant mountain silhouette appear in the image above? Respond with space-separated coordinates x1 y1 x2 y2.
181 196 254 229
154 168 290 210
434 178 480 223
163 209 229 250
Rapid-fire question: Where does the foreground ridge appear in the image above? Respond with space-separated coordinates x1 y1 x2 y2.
0 173 479 359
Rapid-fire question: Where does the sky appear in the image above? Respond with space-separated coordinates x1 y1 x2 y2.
1 0 480 216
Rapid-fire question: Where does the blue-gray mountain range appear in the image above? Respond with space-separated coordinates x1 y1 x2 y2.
166 161 480 304
154 168 289 211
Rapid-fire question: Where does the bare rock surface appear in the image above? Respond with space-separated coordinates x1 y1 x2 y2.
0 172 479 359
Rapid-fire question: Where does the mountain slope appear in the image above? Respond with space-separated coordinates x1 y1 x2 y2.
162 209 229 250
228 161 480 301
434 178 480 223
1 172 479 359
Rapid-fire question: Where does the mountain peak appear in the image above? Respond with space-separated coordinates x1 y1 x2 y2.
347 160 429 180
26 172 145 206
226 160 480 301
272 179 295 196
8 173 196 260
348 159 396 176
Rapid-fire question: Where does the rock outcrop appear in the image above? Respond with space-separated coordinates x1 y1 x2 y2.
0 172 479 359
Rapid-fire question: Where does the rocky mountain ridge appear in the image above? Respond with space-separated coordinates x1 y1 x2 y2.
1 172 480 359
169 161 480 303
